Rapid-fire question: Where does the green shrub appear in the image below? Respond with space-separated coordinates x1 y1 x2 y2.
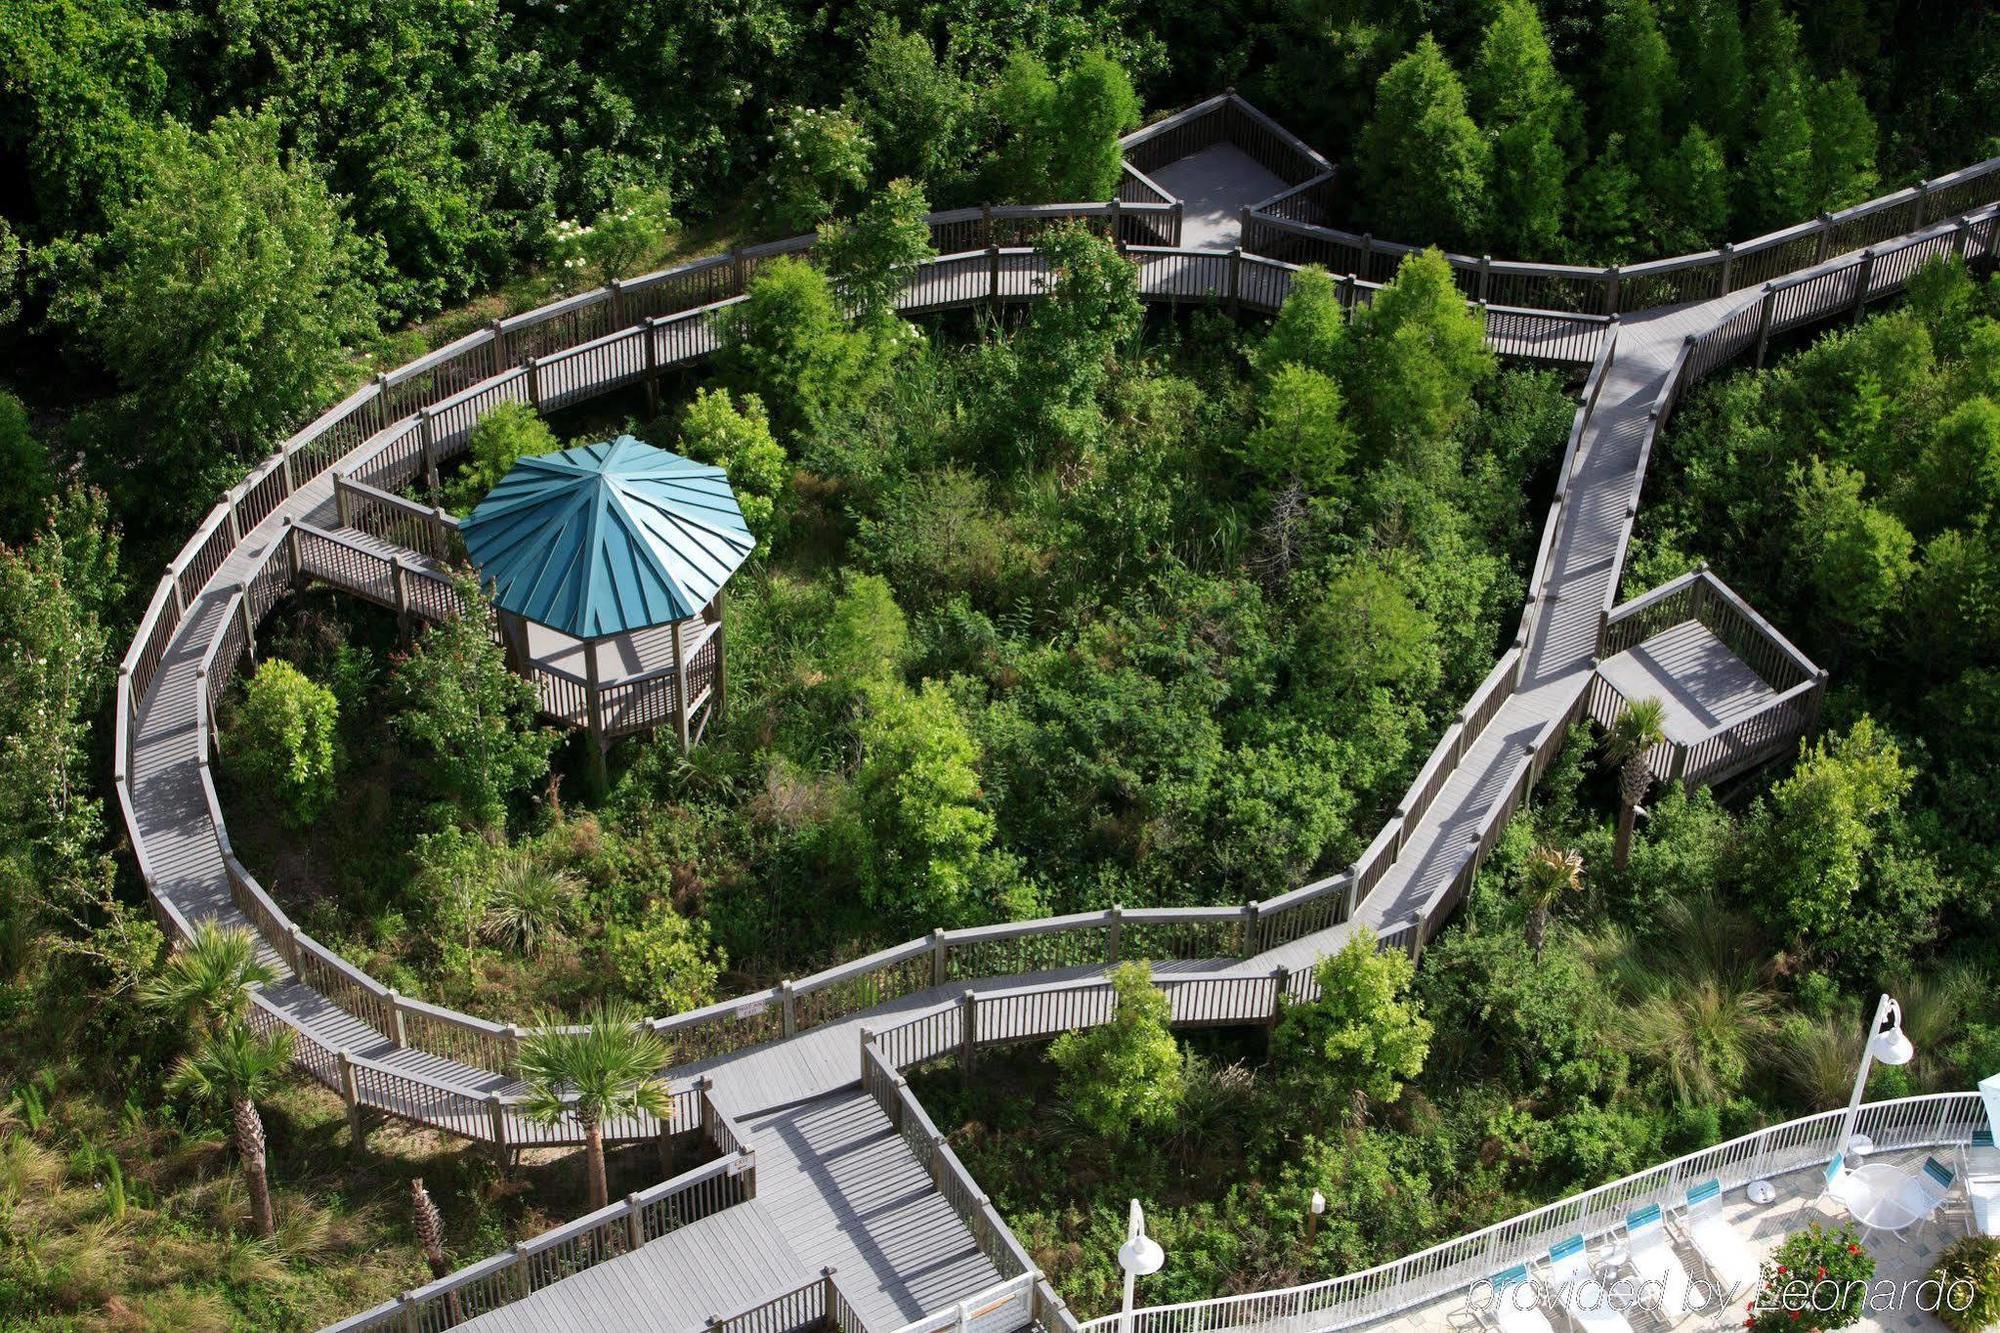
1048 961 1183 1138
1933 1234 2000 1333
679 387 787 539
603 906 722 1013
452 401 560 507
230 660 339 828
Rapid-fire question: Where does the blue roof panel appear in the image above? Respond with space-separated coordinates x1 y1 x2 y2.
459 436 755 639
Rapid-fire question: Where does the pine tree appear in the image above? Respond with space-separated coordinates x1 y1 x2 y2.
1598 0 1675 171
1681 0 1750 148
1472 1 1573 256
1665 126 1731 242
1809 73 1879 212
1742 5 1815 232
1357 35 1491 249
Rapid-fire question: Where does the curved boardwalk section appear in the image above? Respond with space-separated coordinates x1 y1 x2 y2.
111 105 2000 1333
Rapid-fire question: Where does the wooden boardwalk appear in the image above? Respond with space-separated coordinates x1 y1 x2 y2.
459 1201 808 1332
105 114 2000 1333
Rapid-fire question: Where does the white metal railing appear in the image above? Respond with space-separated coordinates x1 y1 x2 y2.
1078 1093 1988 1333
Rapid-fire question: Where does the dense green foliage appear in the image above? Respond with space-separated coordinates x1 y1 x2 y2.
229 660 341 829
1 1 1997 1323
390 573 556 830
1048 962 1186 1136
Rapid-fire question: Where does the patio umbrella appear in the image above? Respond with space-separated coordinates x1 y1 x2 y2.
1980 1071 2000 1144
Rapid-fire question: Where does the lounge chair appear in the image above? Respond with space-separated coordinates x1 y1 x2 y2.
1621 1204 1697 1325
1896 1156 1957 1233
1481 1263 1559 1333
1677 1179 1757 1298
1541 1235 1634 1333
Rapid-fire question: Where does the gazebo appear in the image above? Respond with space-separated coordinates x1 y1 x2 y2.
460 435 755 776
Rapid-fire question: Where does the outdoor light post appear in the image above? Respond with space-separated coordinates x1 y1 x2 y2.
1119 1199 1166 1333
1839 992 1915 1156
1745 992 1911 1204
1307 1190 1326 1247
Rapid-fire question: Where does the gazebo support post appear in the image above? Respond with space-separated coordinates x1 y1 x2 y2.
584 637 608 793
710 592 727 726
671 618 692 751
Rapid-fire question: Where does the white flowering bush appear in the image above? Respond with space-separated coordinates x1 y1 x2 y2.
763 106 873 234
549 184 678 290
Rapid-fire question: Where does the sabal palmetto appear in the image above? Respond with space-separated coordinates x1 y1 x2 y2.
516 1001 672 1210
166 1021 295 1237
1603 697 1669 871
481 854 581 957
1521 844 1583 959
1584 893 1777 1105
140 921 277 1039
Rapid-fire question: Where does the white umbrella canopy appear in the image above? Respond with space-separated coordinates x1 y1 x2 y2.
1981 1071 2000 1143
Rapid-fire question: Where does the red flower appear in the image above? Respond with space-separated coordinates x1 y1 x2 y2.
1817 1267 1826 1279
1791 1313 1801 1322
1847 1244 1861 1255
1777 1266 1788 1274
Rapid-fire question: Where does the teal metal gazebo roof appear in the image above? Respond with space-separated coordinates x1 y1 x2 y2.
460 436 755 640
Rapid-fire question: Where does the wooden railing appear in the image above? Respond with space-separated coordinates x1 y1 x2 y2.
116 125 2000 1333
1080 1093 1987 1333
1121 92 1333 189
1590 567 1827 788
323 1151 758 1332
1236 156 2000 315
123 185 1982 1140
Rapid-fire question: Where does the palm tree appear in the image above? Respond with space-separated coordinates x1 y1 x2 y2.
482 854 582 957
1603 696 1668 871
1521 844 1583 959
140 921 277 1038
166 1022 294 1237
516 1000 673 1210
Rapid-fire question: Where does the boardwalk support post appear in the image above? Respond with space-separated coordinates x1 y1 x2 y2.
1815 212 1834 263
1604 265 1621 314
419 409 439 492
1228 246 1243 315
1405 911 1426 965
526 356 542 412
780 979 797 1037
334 472 352 528
1240 902 1260 958
1106 904 1123 963
930 928 948 986
624 1192 644 1251
1852 249 1877 324
386 991 407 1048
643 317 661 419
959 991 978 1072
1718 243 1735 295
987 244 1001 303
486 1093 508 1168
237 583 257 668
1754 284 1776 367
489 319 508 374
338 1050 368 1150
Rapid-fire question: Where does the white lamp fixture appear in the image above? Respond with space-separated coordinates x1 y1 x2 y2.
1746 994 1911 1205
1119 1200 1165 1333
1307 1189 1326 1246
1842 994 1913 1157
